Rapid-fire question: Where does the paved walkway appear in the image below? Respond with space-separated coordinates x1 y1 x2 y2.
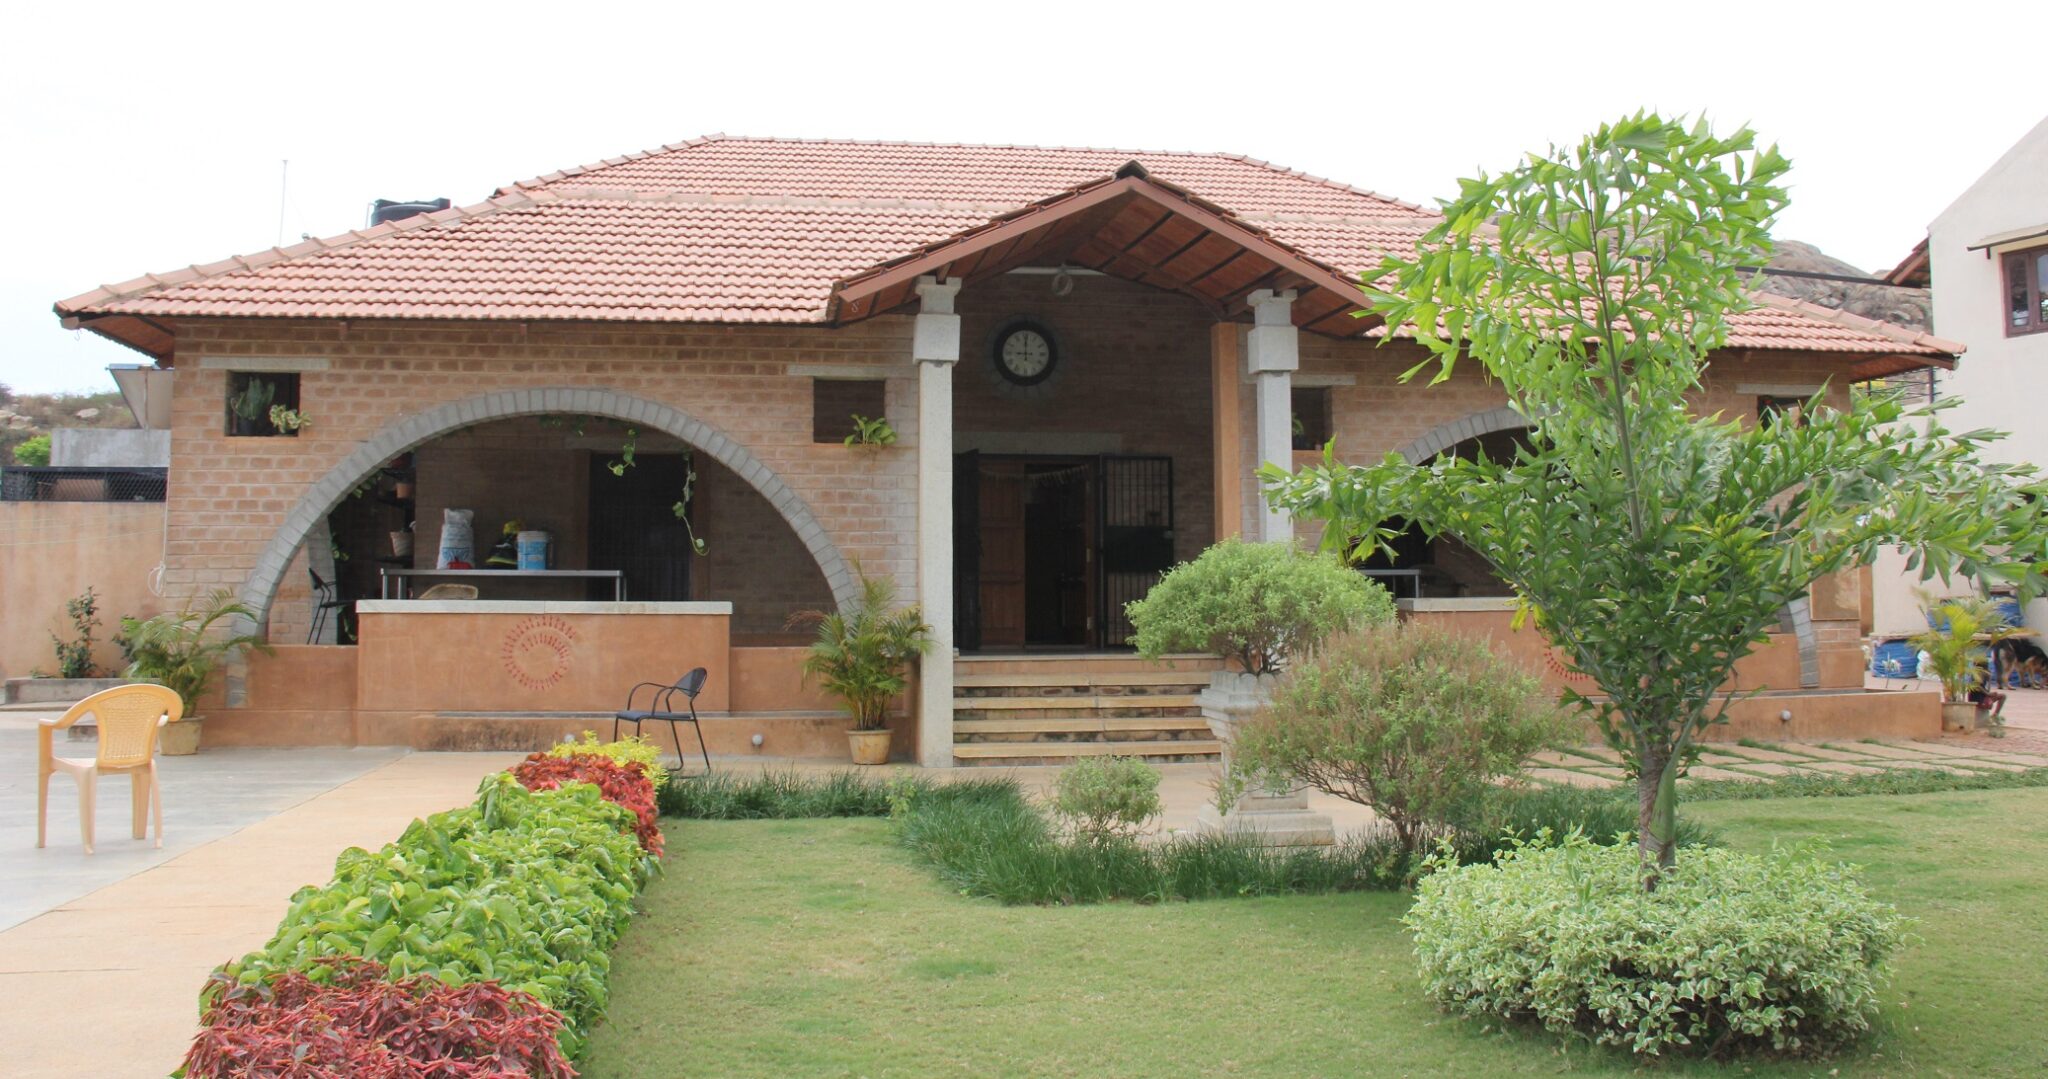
0 745 518 1079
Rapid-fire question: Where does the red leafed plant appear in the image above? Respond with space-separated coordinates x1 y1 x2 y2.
512 752 663 856
180 957 574 1078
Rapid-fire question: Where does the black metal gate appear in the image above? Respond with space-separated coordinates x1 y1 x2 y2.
953 450 982 652
1096 455 1174 648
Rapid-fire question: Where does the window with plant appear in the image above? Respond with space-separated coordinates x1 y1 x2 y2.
225 372 303 437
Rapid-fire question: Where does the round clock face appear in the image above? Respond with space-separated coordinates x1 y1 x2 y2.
996 323 1056 385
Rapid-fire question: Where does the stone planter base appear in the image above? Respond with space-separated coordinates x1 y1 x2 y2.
1195 788 1335 846
1941 702 1977 733
1193 671 1336 847
3 676 132 705
159 719 202 756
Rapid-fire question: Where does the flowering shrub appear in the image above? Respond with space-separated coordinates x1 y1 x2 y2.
181 957 572 1078
546 729 669 789
1406 835 1903 1056
514 750 664 856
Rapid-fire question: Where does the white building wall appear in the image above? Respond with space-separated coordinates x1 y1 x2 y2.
1872 116 2048 636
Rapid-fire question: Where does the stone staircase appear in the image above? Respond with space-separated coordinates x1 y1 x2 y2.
951 653 1226 767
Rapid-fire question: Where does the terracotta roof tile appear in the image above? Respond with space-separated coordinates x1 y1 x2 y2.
55 136 1955 362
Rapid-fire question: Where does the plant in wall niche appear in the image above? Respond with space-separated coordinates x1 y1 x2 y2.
1268 113 2048 887
789 571 933 764
42 587 102 679
843 413 897 450
227 376 276 434
267 404 310 432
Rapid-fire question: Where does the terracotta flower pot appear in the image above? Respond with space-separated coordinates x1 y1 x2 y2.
160 717 202 756
846 728 891 766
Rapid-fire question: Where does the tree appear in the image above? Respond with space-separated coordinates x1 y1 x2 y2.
12 433 51 466
1267 114 2047 887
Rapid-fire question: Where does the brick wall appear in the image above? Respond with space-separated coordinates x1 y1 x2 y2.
953 274 1218 561
162 318 920 641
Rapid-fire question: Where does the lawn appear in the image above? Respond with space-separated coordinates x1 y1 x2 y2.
579 787 2048 1078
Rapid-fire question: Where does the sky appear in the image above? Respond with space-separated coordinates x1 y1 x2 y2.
2 0 2039 395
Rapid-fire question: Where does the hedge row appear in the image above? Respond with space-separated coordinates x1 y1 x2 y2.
179 745 664 1077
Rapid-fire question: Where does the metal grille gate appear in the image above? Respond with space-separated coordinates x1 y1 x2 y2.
1095 455 1174 648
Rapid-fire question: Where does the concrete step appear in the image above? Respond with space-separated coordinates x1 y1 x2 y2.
955 716 1213 735
955 653 1224 677
952 694 1202 712
952 739 1223 765
954 671 1213 690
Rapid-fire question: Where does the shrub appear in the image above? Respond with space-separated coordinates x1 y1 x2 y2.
547 730 668 789
1050 756 1162 844
213 775 651 1056
788 571 932 730
1125 538 1393 673
1230 623 1567 852
513 751 664 856
11 432 50 466
182 957 572 1078
1441 782 1715 860
121 588 271 714
48 587 101 679
1406 835 1904 1057
896 780 1413 904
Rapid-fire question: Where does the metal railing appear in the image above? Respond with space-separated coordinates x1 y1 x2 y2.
0 466 167 503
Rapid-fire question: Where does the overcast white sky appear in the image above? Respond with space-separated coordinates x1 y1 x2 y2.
2 0 2038 394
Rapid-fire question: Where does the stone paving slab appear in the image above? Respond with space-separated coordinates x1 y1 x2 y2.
0 750 519 1079
1838 741 1960 761
1798 760 1890 775
1525 768 1613 788
1715 745 1820 763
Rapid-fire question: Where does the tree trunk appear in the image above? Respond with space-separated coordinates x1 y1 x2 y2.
1635 745 1677 890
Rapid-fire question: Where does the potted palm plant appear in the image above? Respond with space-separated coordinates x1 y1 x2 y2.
120 589 272 755
1910 596 2019 733
790 572 932 765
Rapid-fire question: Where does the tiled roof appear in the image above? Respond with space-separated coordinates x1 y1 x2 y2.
56 135 1959 361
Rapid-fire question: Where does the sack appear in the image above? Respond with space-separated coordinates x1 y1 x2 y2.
437 508 475 569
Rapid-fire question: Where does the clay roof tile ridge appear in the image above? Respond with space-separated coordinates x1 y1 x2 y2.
1749 292 1965 355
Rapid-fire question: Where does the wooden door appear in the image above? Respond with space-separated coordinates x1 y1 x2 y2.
977 459 1028 649
954 450 981 651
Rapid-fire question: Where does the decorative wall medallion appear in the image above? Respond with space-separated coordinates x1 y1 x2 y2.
501 615 579 691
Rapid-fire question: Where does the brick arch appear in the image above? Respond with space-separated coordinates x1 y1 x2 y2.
1394 406 1530 464
238 386 857 638
1395 406 1820 687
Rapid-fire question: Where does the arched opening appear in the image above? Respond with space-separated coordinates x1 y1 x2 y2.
242 387 855 642
1360 423 1534 599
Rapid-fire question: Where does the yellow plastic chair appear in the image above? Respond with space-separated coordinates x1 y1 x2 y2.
37 684 182 854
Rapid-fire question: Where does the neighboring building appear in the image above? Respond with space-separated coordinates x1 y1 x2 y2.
51 136 1955 762
1870 116 2048 637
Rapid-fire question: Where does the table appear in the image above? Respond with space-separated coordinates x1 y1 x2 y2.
378 568 626 601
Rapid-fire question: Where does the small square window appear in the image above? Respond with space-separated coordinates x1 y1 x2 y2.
1291 386 1332 450
812 379 886 444
1757 395 1807 427
225 372 301 437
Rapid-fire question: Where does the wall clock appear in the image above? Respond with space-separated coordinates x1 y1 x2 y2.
993 321 1057 386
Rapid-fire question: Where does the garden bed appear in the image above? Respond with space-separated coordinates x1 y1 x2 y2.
576 785 2048 1077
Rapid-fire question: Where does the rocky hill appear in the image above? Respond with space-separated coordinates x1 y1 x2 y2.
1760 240 1930 332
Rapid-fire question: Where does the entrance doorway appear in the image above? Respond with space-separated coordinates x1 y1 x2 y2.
955 453 1174 651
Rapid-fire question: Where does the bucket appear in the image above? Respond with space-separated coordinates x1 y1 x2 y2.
516 530 551 571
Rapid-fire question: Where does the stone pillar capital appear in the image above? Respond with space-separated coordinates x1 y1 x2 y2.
914 274 961 314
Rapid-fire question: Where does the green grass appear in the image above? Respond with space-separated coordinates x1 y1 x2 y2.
580 786 2048 1077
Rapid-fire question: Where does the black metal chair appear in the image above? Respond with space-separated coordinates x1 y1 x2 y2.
307 567 349 644
613 667 711 775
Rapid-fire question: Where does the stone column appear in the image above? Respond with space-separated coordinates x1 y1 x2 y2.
1246 289 1298 545
913 275 962 768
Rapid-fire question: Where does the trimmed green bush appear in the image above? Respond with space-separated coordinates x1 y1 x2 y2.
1125 538 1393 672
1406 835 1903 1057
1050 756 1162 844
1230 623 1567 852
213 775 653 1057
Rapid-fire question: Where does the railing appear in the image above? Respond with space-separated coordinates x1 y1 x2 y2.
0 466 167 503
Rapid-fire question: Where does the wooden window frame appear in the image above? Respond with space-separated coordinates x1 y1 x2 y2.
2002 243 2048 338
223 371 301 438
